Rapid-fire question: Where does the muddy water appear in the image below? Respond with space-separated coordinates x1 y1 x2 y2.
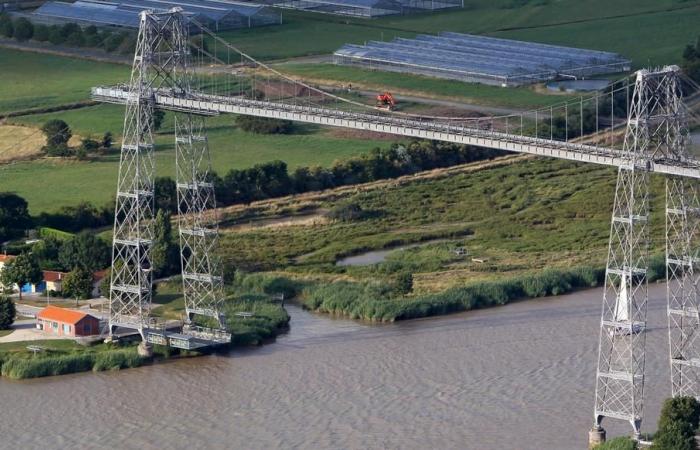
0 284 674 449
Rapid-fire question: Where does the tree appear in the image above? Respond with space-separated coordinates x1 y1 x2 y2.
33 236 63 270
0 14 13 38
651 396 700 450
154 177 178 213
41 119 72 151
0 296 15 330
0 253 42 301
48 25 65 45
33 24 49 42
152 109 166 131
99 268 111 297
65 30 84 47
79 138 99 157
102 32 124 52
62 267 94 301
151 210 179 278
58 232 110 272
101 131 113 150
12 18 33 41
0 192 32 242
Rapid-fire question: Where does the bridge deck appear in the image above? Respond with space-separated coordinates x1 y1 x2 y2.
92 87 700 179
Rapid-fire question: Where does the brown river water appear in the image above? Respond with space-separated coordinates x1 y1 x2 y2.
0 284 675 449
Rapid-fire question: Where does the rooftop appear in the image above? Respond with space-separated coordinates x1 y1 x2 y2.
37 305 95 325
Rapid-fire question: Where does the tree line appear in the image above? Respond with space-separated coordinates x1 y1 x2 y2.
0 14 137 54
206 140 506 208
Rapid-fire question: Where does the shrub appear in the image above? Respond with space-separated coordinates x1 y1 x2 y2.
102 32 124 52
327 202 365 222
44 144 73 157
235 116 294 134
41 119 72 149
12 18 33 41
93 349 144 371
1 353 95 379
596 437 637 450
393 272 413 296
650 396 700 450
0 14 13 38
65 30 85 47
33 24 50 42
47 25 64 45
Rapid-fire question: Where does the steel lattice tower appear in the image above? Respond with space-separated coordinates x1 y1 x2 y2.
593 66 688 439
175 113 225 327
661 70 697 398
109 9 225 337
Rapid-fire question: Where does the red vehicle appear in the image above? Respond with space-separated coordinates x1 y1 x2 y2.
376 92 396 110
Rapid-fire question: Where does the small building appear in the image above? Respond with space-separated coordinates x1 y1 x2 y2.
36 305 100 337
43 270 66 293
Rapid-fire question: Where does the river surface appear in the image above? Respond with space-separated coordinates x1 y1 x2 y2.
0 284 675 449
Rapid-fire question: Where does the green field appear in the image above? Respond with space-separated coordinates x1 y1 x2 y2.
213 156 671 321
3 104 386 213
0 48 128 114
218 157 667 292
216 0 700 66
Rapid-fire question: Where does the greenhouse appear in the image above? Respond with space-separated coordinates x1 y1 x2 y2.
32 0 282 30
333 32 631 86
268 0 461 18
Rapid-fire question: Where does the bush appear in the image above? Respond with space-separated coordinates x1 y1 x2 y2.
33 24 50 42
235 116 294 134
0 296 16 330
596 437 637 450
102 32 124 52
0 14 14 38
1 353 95 379
651 396 700 450
12 18 33 41
65 30 84 47
48 25 65 45
327 202 366 222
93 349 144 371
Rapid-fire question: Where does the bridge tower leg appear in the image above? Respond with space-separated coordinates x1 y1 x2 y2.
108 9 197 339
667 178 700 398
175 114 226 328
108 11 161 338
661 69 698 398
592 66 690 442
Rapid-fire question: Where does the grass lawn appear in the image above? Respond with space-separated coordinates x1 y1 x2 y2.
0 330 13 338
0 48 128 114
4 104 385 213
0 339 83 353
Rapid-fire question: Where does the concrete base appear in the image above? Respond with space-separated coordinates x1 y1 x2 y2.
588 426 606 449
137 341 154 358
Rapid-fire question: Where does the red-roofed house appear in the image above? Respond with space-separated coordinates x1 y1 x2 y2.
43 270 67 293
36 305 99 337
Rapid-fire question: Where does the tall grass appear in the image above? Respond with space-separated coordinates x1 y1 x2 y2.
1 353 95 379
92 348 144 372
302 265 606 322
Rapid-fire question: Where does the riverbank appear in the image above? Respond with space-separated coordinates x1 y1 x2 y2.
0 285 290 380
